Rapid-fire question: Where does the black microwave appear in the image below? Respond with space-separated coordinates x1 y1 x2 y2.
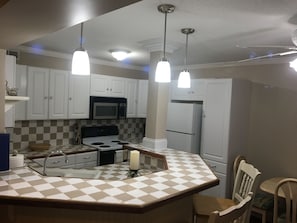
89 96 127 120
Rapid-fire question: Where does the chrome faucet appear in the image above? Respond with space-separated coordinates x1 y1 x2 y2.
43 150 68 176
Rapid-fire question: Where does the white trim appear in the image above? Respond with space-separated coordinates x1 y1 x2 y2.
16 46 145 71
142 137 167 150
172 56 295 70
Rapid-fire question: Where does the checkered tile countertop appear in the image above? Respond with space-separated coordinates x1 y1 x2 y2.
0 145 218 212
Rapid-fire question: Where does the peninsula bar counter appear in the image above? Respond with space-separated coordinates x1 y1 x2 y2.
0 145 219 223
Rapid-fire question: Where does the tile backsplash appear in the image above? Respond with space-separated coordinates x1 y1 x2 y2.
6 118 146 153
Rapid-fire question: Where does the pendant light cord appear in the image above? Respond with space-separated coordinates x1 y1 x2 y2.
184 33 189 67
163 12 168 59
80 23 84 49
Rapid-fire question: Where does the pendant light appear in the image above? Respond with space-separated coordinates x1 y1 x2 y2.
71 23 90 75
155 4 175 83
178 28 195 88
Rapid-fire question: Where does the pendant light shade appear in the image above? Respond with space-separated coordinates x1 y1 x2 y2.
155 59 171 82
178 28 195 88
155 4 175 83
178 70 191 88
71 23 90 75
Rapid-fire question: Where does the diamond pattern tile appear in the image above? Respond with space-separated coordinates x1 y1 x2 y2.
0 147 218 209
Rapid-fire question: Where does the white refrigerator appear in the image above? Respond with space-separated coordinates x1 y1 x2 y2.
166 102 203 154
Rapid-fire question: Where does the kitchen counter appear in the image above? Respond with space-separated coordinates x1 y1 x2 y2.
0 144 218 223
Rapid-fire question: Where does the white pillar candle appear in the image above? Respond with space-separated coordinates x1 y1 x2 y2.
129 150 140 170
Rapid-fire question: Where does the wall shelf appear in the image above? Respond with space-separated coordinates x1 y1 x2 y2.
5 96 29 112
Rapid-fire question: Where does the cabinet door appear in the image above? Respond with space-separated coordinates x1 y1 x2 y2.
48 69 69 119
15 65 27 120
200 171 227 197
27 67 49 120
109 77 125 97
5 55 16 127
137 80 148 118
68 75 90 119
125 79 138 117
170 80 192 100
200 79 232 163
90 74 109 96
170 79 206 101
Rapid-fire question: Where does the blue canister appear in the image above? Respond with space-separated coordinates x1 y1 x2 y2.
0 133 9 171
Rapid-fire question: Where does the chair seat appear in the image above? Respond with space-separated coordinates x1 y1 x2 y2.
193 194 236 216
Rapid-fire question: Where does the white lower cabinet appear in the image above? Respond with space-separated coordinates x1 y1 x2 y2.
200 159 227 197
33 151 98 169
75 151 97 168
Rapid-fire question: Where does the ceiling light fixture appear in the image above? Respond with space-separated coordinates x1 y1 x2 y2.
178 28 195 88
110 50 130 61
290 58 297 72
71 23 90 75
155 4 175 83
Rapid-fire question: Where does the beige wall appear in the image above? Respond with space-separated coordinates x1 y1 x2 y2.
172 62 297 181
17 52 148 79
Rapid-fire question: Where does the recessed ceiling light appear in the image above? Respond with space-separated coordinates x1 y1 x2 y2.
110 50 130 61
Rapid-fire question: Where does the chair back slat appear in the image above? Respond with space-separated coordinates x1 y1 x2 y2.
273 178 297 223
233 160 261 203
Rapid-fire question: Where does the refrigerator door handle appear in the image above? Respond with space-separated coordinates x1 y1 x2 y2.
166 130 195 135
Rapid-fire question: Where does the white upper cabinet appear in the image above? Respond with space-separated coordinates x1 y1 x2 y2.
15 64 28 121
125 78 138 117
5 55 16 127
68 75 90 119
27 67 50 120
136 80 148 118
48 69 69 119
27 67 69 120
170 79 206 101
90 74 125 97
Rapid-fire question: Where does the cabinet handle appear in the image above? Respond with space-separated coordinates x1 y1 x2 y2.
83 156 91 160
110 88 112 91
106 88 109 91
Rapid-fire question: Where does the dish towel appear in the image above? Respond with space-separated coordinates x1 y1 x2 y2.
115 150 124 163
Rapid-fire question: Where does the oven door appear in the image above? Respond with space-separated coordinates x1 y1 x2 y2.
93 102 118 120
99 150 115 166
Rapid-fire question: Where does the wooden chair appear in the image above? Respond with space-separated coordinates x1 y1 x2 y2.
208 192 253 223
193 159 261 223
273 178 297 223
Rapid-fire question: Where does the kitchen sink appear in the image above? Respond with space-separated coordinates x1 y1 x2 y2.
29 166 101 179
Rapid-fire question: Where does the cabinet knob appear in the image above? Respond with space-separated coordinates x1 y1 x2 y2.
69 97 72 100
44 96 48 100
49 96 53 100
106 88 109 91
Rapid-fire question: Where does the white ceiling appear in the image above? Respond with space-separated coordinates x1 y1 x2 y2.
20 0 297 70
